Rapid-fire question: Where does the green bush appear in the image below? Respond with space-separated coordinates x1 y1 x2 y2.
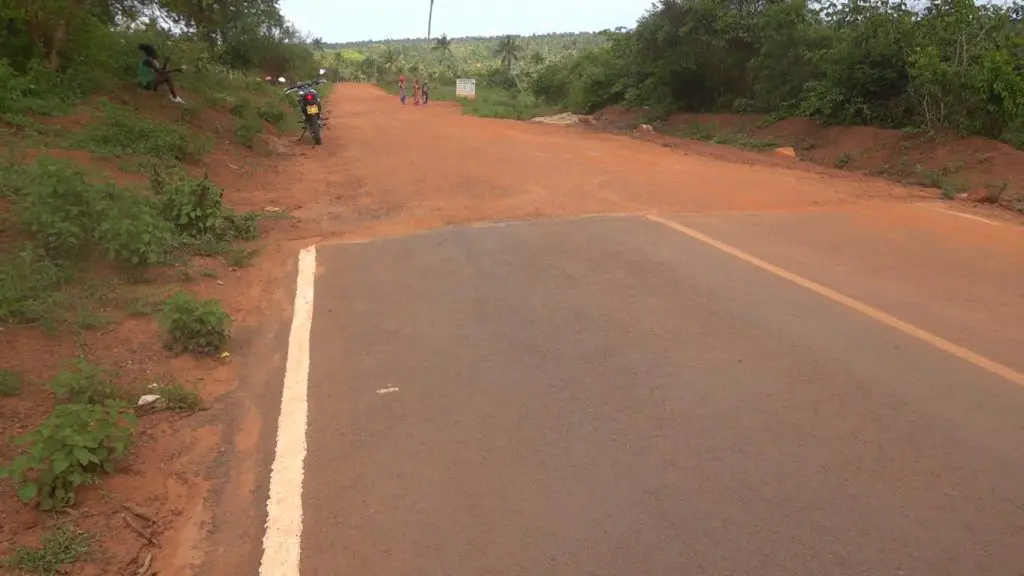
234 116 263 148
257 102 286 127
159 292 231 355
151 168 225 238
0 247 68 325
46 359 121 405
11 157 108 260
0 403 137 510
96 195 175 270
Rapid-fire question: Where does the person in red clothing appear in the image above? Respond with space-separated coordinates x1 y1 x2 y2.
413 79 421 105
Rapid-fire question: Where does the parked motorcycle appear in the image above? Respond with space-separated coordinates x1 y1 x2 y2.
284 78 327 145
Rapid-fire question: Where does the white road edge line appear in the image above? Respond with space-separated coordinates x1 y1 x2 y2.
260 245 317 576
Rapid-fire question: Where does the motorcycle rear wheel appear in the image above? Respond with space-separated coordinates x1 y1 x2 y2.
309 119 323 146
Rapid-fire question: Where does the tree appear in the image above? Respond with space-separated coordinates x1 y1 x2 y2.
310 37 324 53
432 34 453 59
427 0 435 40
494 34 524 73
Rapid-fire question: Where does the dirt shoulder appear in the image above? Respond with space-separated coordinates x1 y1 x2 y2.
588 106 1024 216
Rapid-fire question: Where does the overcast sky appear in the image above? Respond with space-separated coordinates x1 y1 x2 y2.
279 0 656 43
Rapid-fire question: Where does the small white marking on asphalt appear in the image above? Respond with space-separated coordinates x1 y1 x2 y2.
260 245 316 576
376 387 400 394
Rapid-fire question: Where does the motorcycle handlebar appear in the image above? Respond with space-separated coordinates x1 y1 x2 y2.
284 78 326 93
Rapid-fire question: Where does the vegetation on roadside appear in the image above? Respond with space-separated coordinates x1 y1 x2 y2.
0 0 322 566
2 525 92 575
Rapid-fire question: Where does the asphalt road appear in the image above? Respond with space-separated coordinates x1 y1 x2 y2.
297 215 1024 575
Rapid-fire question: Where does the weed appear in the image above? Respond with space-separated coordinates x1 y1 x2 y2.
125 295 162 316
687 123 717 141
0 403 136 510
47 359 122 405
234 116 263 149
2 525 92 575
74 100 210 161
985 181 1009 203
73 308 112 331
1014 195 1024 213
711 132 779 151
151 169 225 238
96 193 175 272
159 292 231 355
181 101 205 123
834 153 854 168
229 97 253 119
220 210 261 241
199 267 218 278
257 103 286 127
224 246 259 268
0 246 69 325
0 369 21 396
156 381 204 412
11 157 109 260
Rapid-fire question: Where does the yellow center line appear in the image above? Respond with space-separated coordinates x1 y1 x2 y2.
646 213 1024 388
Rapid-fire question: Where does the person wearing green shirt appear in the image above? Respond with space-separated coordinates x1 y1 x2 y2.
137 43 184 104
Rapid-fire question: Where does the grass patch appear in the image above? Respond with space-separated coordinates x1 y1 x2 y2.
73 99 211 161
47 358 123 405
155 381 205 412
0 369 21 397
2 525 92 575
159 292 231 355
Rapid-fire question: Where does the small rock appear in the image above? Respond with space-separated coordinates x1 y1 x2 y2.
137 394 161 407
774 146 797 159
634 124 654 134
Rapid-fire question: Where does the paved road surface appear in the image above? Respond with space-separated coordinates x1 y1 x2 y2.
292 214 1024 575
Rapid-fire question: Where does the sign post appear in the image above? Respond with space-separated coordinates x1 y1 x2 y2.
455 78 477 100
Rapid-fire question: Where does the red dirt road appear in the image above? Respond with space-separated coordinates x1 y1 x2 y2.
197 84 1024 575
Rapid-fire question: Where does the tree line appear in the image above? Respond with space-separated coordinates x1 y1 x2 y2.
529 0 1024 147
1 0 321 99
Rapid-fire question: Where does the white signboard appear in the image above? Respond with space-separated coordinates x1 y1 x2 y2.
455 78 477 100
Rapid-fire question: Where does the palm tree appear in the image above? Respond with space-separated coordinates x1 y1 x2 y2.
381 46 399 72
431 34 453 59
427 0 435 40
494 35 524 73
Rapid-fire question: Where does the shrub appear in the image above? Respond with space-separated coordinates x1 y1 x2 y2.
0 246 68 325
11 157 107 260
0 403 137 510
46 359 121 405
257 102 286 127
151 169 225 238
159 292 231 355
234 116 263 149
96 194 175 271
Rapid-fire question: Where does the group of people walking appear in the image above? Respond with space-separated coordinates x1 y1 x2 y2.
398 75 429 105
